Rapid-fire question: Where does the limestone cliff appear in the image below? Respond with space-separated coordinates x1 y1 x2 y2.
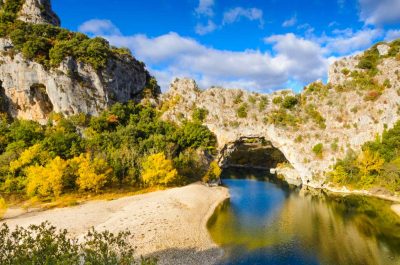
162 42 400 188
18 0 60 26
0 0 154 123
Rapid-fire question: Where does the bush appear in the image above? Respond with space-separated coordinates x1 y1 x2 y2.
0 197 6 219
272 96 283 105
192 107 208 123
305 105 326 129
267 109 298 127
202 161 222 183
236 103 248 118
364 90 381 101
141 153 180 186
312 143 324 158
258 96 268 111
281 96 298 109
0 222 157 265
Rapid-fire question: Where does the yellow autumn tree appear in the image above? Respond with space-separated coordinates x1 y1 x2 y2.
356 149 384 176
73 154 112 193
202 161 222 183
25 156 67 198
0 197 7 220
141 152 180 186
10 144 43 175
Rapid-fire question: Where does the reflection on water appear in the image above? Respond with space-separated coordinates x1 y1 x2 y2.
208 169 400 265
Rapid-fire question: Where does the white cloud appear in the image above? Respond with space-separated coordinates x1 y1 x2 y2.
78 19 121 36
359 0 400 25
79 19 386 93
385 29 400 41
222 7 264 27
195 0 214 17
282 15 297 27
80 20 329 92
338 0 346 9
195 20 217 35
320 28 383 54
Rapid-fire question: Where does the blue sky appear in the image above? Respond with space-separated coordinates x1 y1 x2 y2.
53 0 400 92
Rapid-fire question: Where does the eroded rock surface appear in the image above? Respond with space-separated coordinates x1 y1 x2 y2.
162 50 400 187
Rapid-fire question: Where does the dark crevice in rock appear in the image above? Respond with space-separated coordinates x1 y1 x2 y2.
219 137 289 170
29 83 53 114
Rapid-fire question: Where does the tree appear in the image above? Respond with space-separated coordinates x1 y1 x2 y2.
356 149 384 176
202 161 222 183
26 157 68 198
141 153 180 186
73 154 113 193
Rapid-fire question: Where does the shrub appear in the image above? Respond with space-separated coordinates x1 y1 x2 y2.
233 91 243 104
364 90 381 101
267 109 298 127
272 96 283 105
141 152 180 186
312 143 324 158
202 161 222 183
305 105 326 129
0 222 158 265
236 103 248 118
341 68 350 76
357 45 380 73
0 197 6 219
192 107 208 122
258 96 268 111
281 96 298 109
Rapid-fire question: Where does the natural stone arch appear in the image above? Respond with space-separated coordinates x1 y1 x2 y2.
217 136 302 185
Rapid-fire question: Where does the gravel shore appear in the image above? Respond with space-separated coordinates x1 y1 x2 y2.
1 183 229 265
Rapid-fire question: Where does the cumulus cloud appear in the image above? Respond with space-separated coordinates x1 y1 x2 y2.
359 0 400 25
282 15 297 27
78 19 121 36
385 29 400 41
321 28 383 54
222 7 264 27
195 20 217 35
195 0 214 17
80 19 387 93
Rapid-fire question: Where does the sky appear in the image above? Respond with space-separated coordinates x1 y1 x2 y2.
52 0 400 93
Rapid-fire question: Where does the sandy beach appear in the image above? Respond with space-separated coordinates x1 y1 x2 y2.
1 183 229 265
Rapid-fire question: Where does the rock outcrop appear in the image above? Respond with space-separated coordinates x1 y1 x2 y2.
0 0 153 123
18 0 60 26
162 45 400 188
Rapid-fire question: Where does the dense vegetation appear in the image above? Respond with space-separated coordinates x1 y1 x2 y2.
0 222 157 265
329 121 400 193
0 0 141 70
0 101 218 205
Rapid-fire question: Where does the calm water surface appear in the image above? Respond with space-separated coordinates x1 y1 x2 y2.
207 169 400 265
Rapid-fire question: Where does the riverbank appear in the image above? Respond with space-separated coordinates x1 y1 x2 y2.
304 183 400 217
1 183 229 265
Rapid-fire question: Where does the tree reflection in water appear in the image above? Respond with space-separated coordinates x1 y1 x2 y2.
208 176 400 265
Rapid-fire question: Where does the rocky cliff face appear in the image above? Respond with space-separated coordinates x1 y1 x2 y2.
162 43 400 188
18 0 60 26
0 0 152 123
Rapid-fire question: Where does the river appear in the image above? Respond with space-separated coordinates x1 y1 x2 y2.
207 168 400 265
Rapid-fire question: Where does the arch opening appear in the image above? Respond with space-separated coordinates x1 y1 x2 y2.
218 137 300 185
